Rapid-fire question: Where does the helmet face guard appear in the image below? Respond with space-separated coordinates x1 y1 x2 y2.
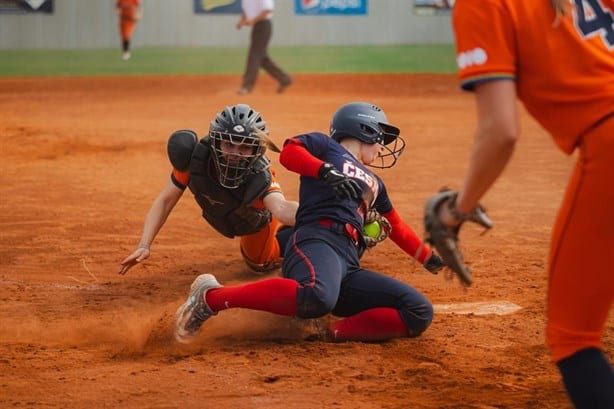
372 134 406 169
210 129 264 188
209 104 268 189
330 102 406 169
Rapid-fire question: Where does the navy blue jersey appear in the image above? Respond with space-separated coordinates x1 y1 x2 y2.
292 132 393 230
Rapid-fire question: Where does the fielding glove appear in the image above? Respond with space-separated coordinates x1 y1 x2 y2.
424 188 492 286
363 209 392 248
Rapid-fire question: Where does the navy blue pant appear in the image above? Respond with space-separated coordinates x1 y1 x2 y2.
282 224 433 337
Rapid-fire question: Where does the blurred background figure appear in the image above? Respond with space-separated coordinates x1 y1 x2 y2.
235 0 292 94
116 0 142 60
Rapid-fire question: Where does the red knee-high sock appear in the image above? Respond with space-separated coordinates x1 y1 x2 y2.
206 277 298 316
330 307 408 342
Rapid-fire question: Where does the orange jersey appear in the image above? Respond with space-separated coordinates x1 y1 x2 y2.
116 0 140 20
171 166 283 209
453 0 614 154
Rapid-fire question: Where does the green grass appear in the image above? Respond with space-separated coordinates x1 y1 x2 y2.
0 45 456 77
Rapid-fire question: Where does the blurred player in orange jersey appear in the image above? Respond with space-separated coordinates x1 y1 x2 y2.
432 0 614 407
118 104 298 276
116 0 142 60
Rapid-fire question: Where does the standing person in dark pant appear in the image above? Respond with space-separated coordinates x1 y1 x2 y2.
236 0 292 95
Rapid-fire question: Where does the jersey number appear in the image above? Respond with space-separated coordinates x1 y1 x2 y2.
574 0 614 48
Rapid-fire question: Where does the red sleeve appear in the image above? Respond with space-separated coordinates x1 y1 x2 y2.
279 138 325 178
383 208 432 264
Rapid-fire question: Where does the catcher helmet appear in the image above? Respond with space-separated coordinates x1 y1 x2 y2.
329 102 406 168
209 104 268 188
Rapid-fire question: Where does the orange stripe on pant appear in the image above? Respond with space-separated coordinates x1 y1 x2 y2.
546 115 614 363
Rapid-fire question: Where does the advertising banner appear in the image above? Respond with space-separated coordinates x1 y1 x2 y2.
295 0 368 15
194 0 241 14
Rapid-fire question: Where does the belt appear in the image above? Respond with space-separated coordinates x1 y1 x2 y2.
318 219 360 247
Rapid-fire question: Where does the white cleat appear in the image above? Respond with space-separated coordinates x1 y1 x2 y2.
174 274 222 344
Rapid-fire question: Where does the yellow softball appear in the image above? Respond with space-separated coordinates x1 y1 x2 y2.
363 221 381 238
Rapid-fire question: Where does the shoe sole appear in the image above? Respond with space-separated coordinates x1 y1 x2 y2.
174 274 220 344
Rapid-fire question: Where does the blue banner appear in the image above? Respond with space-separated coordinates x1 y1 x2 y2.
194 0 241 14
295 0 368 15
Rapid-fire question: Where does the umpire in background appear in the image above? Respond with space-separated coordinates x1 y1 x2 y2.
236 0 292 95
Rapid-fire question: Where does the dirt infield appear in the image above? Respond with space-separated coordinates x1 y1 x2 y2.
1 73 611 409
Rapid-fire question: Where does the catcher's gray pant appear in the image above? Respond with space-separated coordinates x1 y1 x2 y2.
241 19 291 91
282 224 434 337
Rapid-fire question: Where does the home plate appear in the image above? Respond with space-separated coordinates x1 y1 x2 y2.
434 301 521 316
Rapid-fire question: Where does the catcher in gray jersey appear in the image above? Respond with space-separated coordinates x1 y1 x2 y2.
119 104 298 275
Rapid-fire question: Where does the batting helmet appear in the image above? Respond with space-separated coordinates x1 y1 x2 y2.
329 102 406 168
209 104 268 188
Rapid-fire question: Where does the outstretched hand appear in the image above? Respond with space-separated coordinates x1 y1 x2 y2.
118 247 150 275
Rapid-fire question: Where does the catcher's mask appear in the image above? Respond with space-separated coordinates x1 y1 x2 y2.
209 104 268 189
330 102 406 169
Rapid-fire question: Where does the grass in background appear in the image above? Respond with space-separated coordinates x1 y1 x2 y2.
0 45 456 77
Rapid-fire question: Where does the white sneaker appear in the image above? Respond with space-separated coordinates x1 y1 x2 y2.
174 274 222 343
122 51 131 61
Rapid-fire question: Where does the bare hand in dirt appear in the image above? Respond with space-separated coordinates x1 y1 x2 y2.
118 247 150 275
